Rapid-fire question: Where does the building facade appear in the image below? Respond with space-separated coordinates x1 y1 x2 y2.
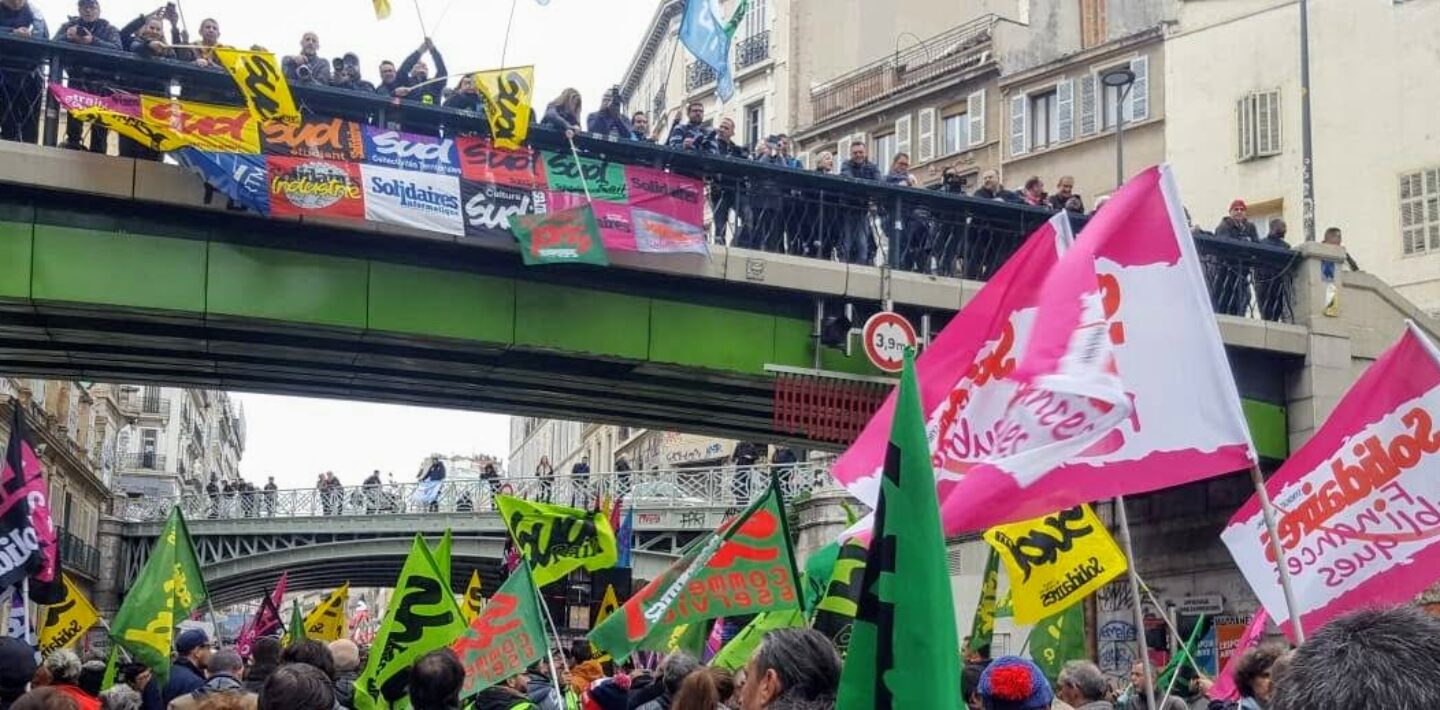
111 385 246 498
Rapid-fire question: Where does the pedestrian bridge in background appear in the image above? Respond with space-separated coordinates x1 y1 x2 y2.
114 464 833 607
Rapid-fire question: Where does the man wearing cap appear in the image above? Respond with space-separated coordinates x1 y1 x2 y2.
163 629 213 705
0 636 38 708
330 52 375 93
1215 199 1259 242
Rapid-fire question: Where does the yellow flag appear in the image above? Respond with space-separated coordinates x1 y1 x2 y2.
588 582 621 662
214 47 301 125
303 584 350 642
460 570 484 624
981 504 1127 624
472 66 535 150
68 104 187 153
373 0 392 19
496 495 617 588
39 575 101 656
139 96 261 153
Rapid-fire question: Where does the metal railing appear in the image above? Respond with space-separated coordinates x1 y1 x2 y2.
736 31 771 69
116 463 839 523
0 34 1300 324
809 17 995 125
57 527 100 578
686 61 718 92
118 452 167 471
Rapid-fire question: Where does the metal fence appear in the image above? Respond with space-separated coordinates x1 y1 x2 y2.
118 452 167 471
57 527 100 578
0 34 1301 324
116 463 839 523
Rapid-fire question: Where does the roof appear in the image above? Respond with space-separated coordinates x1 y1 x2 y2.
620 0 684 101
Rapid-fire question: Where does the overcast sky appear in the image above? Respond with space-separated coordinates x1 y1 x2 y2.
195 0 660 489
155 0 660 125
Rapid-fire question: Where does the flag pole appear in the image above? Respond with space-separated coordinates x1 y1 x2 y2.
1113 495 1158 710
1246 464 1306 643
566 135 594 203
531 578 568 703
411 0 430 38
1135 576 1208 680
499 0 520 69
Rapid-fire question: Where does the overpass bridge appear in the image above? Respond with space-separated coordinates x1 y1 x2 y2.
112 464 834 608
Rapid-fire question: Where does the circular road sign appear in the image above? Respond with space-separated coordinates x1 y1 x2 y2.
862 311 918 373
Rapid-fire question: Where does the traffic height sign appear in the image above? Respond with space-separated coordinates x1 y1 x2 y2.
862 311 918 373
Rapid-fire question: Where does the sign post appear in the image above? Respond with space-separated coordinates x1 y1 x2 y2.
861 312 918 373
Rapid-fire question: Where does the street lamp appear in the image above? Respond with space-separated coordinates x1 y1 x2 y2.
1101 67 1136 190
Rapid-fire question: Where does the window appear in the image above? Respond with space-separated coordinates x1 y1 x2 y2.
1236 90 1282 161
744 101 764 150
1400 168 1440 256
1080 0 1107 49
1029 90 1058 150
1091 57 1149 132
943 112 970 155
742 0 767 39
873 133 898 174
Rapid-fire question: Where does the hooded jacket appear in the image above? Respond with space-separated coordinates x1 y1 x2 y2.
167 674 254 710
526 671 564 710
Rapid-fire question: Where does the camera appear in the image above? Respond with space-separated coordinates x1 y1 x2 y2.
296 63 312 81
333 57 345 73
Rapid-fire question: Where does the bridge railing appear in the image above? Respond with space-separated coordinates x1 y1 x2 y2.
0 34 1297 323
116 462 839 523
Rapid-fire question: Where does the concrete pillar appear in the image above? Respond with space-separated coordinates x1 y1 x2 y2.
94 514 126 615
790 488 862 563
1284 243 1351 452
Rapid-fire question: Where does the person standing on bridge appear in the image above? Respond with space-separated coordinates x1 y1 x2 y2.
263 477 277 517
571 455 591 508
481 464 501 511
535 457 555 505
418 456 446 513
363 470 382 515
206 478 220 519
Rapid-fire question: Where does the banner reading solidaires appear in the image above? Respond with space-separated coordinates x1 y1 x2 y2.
1223 323 1440 639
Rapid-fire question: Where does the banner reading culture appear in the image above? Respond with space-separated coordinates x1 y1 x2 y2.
982 504 1127 624
1223 323 1440 639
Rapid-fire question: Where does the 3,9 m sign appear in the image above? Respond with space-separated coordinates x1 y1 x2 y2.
862 311 918 373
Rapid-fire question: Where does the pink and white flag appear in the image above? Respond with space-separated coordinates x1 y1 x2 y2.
832 165 1256 534
1207 608 1269 702
1222 323 1440 639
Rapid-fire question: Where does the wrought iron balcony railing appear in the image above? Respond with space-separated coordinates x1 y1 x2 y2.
118 452 167 471
686 61 718 92
736 31 771 69
57 527 100 578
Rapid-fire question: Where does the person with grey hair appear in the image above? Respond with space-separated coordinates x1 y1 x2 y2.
99 685 141 710
168 650 252 710
632 651 701 710
1270 606 1440 710
1055 661 1111 710
327 640 361 710
737 628 841 710
42 649 97 709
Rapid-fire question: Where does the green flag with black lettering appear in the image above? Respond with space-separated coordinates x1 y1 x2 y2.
966 547 1001 657
836 352 961 710
810 539 866 656
354 534 469 710
108 507 208 685
432 529 453 591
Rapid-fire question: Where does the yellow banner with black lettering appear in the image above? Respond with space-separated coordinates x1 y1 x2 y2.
139 96 261 153
472 66 534 150
460 570 484 624
67 103 188 153
214 48 301 125
304 583 349 641
38 574 101 656
981 504 1127 624
495 495 616 588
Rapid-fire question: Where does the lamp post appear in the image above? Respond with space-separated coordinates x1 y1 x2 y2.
1101 67 1136 191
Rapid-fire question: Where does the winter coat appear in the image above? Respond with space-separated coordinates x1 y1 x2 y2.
444 92 487 113
1261 234 1290 250
52 16 121 50
527 671 564 710
129 34 180 60
475 687 537 710
167 675 255 710
542 106 582 132
242 664 276 695
51 685 100 710
884 170 916 187
624 680 665 710
586 111 635 140
710 135 747 159
0 3 46 35
1050 192 1085 213
666 121 710 151
282 53 332 86
395 46 448 105
1215 217 1259 242
334 669 360 709
161 660 207 705
841 159 881 181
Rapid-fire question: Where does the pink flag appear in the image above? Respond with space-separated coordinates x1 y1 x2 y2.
1222 323 1440 639
236 572 287 657
1208 609 1269 702
47 83 140 116
1 407 58 587
833 165 1256 534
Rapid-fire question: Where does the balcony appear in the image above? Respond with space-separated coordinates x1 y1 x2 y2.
118 392 171 420
736 31 771 70
57 527 100 578
808 15 995 126
119 452 167 472
686 61 718 93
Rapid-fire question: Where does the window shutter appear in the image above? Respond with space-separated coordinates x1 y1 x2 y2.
895 114 912 158
917 108 937 162
1056 78 1075 143
1236 96 1255 162
967 90 985 146
1256 89 1282 157
1009 94 1027 157
1079 74 1097 136
1127 55 1149 122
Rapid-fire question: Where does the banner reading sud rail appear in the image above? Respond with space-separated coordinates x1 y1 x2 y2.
1223 323 1440 639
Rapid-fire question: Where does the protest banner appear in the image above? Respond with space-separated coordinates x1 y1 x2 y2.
0 406 57 594
508 204 609 267
108 508 207 684
236 573 286 658
304 584 349 641
38 575 100 656
214 48 300 124
451 562 547 699
983 504 1127 624
496 496 617 588
461 570 485 624
472 66 535 151
140 96 260 153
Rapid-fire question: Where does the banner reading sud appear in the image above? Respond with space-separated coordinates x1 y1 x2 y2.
1223 323 1440 639
496 495 617 587
982 504 1126 624
589 479 802 660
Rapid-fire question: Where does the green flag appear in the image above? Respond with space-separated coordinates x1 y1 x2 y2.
722 0 749 36
965 547 1001 656
709 608 806 671
801 541 841 614
1027 602 1087 684
450 561 548 700
496 495 617 589
108 507 208 685
640 621 708 658
508 205 609 266
1156 614 1207 692
810 539 866 656
284 599 307 645
588 477 802 660
99 646 119 693
354 534 469 709
836 351 962 710
996 589 1014 619
433 529 453 591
